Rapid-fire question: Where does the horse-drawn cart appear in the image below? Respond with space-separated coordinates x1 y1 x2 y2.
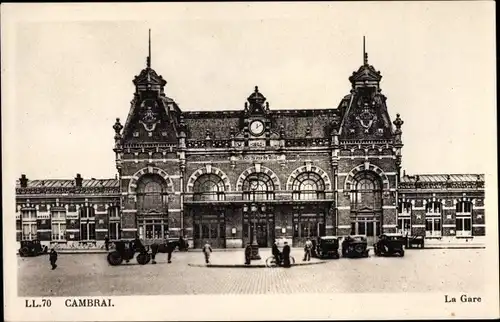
106 240 151 266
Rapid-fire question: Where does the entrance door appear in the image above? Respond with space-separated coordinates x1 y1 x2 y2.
243 212 274 247
193 211 226 249
351 216 380 245
255 222 268 247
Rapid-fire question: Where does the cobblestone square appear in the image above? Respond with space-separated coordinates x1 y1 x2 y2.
18 248 485 296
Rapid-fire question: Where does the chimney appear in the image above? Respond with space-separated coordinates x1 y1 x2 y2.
403 169 406 177
75 173 83 187
19 174 28 188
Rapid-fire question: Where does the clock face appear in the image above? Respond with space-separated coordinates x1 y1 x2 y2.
249 120 265 136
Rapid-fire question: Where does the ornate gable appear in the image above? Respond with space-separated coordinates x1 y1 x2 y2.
339 55 394 140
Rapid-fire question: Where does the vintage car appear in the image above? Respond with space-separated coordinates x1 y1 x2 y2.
374 233 405 257
341 235 369 258
312 236 340 259
405 235 425 249
18 240 48 257
107 240 151 266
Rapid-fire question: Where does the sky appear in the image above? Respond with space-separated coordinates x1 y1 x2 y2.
3 2 496 180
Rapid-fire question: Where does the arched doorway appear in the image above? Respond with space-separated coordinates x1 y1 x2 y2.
136 174 169 243
291 172 327 247
242 172 275 247
192 174 226 248
350 171 382 245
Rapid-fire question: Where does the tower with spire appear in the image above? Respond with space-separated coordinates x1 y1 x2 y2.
112 30 184 239
331 36 404 238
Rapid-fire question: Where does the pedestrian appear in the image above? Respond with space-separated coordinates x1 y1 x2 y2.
303 238 312 261
178 235 185 251
166 237 173 263
49 248 58 270
104 235 110 251
134 234 146 253
282 242 291 268
244 243 252 265
272 240 281 266
202 241 212 264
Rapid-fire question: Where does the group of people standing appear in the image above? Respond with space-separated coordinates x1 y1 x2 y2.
271 241 292 267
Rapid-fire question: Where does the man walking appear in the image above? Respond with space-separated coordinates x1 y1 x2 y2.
282 242 291 268
104 235 110 251
49 248 58 270
166 238 173 263
202 241 212 264
303 238 313 261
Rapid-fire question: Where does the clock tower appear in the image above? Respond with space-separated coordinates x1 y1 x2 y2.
242 86 274 148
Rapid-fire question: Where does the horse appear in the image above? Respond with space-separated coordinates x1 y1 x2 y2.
149 238 189 264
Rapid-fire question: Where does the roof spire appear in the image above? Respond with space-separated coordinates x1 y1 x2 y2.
147 29 151 68
363 35 368 65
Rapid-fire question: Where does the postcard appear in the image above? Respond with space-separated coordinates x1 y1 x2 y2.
2 2 498 321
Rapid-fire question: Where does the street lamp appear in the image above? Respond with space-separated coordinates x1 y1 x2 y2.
250 181 261 260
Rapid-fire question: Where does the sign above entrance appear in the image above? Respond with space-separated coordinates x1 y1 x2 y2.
235 154 285 162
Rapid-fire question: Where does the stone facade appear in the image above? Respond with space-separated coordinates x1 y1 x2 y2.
15 51 485 248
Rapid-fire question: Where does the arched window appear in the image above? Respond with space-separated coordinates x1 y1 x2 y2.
350 172 382 210
193 174 225 201
292 172 326 200
242 173 274 201
137 174 168 212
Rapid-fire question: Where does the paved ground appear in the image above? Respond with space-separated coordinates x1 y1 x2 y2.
18 248 486 296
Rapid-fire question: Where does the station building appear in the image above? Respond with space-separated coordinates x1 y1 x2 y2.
15 48 485 249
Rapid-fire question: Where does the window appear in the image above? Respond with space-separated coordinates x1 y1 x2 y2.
292 172 326 200
21 209 37 240
137 175 168 212
52 210 66 221
351 172 382 210
79 206 95 218
398 201 412 214
22 223 37 240
242 173 275 201
397 218 411 235
138 219 167 240
52 223 66 241
193 174 225 201
456 201 472 213
146 224 162 239
21 210 36 220
80 222 96 240
425 217 441 237
109 222 121 240
426 201 442 214
456 216 472 237
352 217 380 237
108 206 120 218
293 214 325 238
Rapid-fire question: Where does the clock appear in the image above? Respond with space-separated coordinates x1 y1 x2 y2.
249 120 265 136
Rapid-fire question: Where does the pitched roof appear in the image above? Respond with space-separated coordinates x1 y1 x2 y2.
400 174 484 183
183 109 341 140
16 179 119 189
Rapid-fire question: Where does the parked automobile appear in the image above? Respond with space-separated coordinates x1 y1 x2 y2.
374 233 405 257
312 236 340 259
18 240 48 257
341 235 369 258
405 235 425 249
